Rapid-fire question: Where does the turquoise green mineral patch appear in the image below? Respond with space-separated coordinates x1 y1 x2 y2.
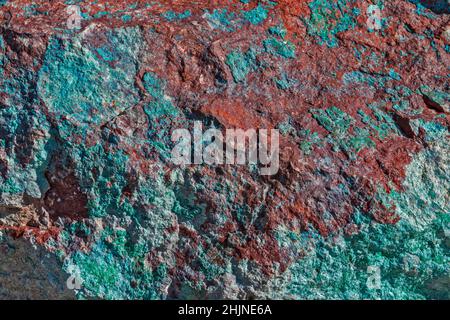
304 0 359 47
357 105 399 140
225 48 258 83
0 69 53 199
343 71 390 88
311 107 376 155
242 4 268 25
411 119 448 143
421 89 450 113
285 211 449 299
162 10 191 21
58 153 180 299
142 72 180 159
37 27 142 127
121 14 132 23
280 137 449 299
69 143 133 219
64 239 160 300
274 72 297 90
263 37 296 58
299 129 322 154
203 9 237 32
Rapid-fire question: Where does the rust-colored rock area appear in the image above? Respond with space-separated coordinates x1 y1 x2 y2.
0 0 449 299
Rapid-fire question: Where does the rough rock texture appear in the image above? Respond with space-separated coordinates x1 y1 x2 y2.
0 0 449 300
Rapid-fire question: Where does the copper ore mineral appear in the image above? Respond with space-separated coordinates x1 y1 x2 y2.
0 0 449 300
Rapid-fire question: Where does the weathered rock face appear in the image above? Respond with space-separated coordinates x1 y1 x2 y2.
0 0 448 300
0 236 75 299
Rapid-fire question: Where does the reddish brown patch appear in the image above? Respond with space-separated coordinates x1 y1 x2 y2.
44 170 88 220
0 225 61 245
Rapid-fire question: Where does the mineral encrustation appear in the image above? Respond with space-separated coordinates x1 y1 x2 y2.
0 0 449 300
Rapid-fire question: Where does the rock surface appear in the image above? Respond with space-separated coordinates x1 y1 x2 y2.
0 0 448 299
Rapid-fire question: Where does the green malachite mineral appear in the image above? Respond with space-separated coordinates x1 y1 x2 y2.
0 0 448 300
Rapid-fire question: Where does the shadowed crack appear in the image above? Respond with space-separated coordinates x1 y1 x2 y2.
409 0 450 14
